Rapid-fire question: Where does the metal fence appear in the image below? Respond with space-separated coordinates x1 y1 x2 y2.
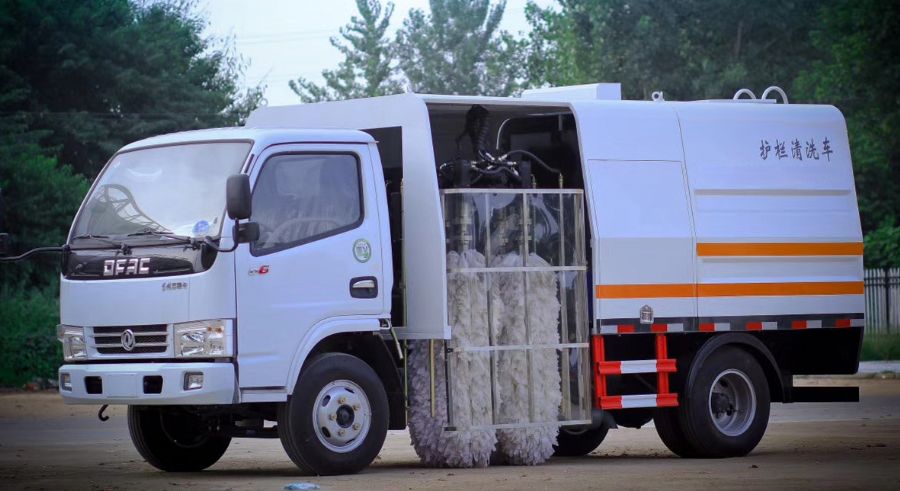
865 268 900 334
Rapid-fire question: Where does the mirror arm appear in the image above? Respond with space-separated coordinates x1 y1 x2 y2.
0 245 69 263
203 234 237 253
202 220 252 253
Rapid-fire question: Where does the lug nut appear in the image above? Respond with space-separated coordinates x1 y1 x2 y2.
352 423 360 431
338 397 346 405
338 429 345 436
353 404 360 411
329 414 336 421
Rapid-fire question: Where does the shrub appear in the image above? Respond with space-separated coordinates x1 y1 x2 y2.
0 286 61 386
860 333 900 362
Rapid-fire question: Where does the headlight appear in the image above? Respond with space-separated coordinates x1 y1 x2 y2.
174 319 232 358
57 325 86 361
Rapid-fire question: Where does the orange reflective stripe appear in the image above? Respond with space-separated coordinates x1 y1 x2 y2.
594 284 696 299
595 281 864 299
696 281 864 297
697 242 863 257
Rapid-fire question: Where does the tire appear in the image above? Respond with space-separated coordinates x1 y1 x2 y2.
553 425 609 457
654 407 699 458
613 408 653 429
278 353 389 475
127 405 231 472
659 346 770 458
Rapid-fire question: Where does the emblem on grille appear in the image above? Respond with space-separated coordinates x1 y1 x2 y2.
103 257 151 277
121 329 136 351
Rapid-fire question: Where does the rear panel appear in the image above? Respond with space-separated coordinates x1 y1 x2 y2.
676 103 864 331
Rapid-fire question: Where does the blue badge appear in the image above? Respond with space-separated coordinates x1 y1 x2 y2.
192 220 210 236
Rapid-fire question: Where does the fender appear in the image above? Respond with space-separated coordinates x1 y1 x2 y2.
286 316 382 393
682 333 785 404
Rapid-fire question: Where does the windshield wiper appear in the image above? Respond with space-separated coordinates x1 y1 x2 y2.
126 229 201 249
70 234 130 253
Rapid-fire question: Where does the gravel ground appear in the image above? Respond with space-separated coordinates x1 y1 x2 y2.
0 378 897 490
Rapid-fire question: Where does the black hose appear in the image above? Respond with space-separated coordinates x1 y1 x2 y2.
499 149 561 174
464 105 492 159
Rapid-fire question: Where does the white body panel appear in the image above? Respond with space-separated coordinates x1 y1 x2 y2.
678 103 863 320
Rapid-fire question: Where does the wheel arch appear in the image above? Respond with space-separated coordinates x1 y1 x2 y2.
682 333 785 403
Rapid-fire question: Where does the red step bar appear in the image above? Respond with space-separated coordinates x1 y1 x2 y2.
592 333 679 410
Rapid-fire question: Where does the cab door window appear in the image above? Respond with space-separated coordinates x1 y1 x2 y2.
251 153 363 255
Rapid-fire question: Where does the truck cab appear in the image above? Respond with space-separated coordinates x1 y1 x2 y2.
58 128 401 474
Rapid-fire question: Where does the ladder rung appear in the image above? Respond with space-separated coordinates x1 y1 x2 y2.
598 359 677 375
600 393 680 410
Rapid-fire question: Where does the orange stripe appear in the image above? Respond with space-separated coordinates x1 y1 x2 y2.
697 242 863 257
595 284 696 299
697 281 864 297
595 281 864 299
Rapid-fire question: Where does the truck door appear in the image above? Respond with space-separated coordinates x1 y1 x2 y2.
235 143 389 390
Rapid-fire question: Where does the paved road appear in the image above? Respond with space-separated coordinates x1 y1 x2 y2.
0 378 898 490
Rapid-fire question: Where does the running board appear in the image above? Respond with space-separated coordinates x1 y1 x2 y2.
789 386 859 403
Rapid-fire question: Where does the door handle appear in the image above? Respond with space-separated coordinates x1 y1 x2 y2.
352 279 376 289
350 276 378 299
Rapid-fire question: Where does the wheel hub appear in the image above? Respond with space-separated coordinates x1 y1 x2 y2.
708 369 756 437
313 380 371 453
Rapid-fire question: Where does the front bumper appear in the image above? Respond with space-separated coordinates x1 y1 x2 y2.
58 362 236 405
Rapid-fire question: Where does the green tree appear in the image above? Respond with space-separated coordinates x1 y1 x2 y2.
526 0 826 100
795 0 900 258
396 0 524 95
0 119 89 291
0 0 262 177
291 0 402 102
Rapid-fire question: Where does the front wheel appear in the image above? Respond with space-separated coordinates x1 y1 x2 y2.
278 353 389 475
127 405 231 472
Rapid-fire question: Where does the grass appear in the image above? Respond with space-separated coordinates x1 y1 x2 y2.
861 333 900 361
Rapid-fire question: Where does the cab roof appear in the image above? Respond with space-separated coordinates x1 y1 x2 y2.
119 127 374 152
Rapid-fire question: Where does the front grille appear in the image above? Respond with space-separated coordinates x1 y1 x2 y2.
91 324 168 355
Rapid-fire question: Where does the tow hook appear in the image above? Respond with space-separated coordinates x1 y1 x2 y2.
98 404 109 422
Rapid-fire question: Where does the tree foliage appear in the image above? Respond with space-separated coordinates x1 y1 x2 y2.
395 0 524 95
0 0 262 177
526 0 827 100
0 129 89 291
794 0 900 250
291 0 402 102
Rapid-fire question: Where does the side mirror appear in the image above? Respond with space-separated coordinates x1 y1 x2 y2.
226 174 252 220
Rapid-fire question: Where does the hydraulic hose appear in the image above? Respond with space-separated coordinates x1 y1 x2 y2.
497 149 561 175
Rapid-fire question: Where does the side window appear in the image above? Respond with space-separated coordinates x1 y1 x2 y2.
251 153 363 255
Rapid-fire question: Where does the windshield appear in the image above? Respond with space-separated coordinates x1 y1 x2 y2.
72 142 251 241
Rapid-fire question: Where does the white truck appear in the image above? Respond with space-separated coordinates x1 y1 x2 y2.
3 84 864 474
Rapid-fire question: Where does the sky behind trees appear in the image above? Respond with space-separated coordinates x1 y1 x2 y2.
203 0 553 105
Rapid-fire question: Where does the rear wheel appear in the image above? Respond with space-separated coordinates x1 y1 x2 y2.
278 353 389 475
656 346 770 458
654 406 698 458
553 425 609 456
127 405 231 472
